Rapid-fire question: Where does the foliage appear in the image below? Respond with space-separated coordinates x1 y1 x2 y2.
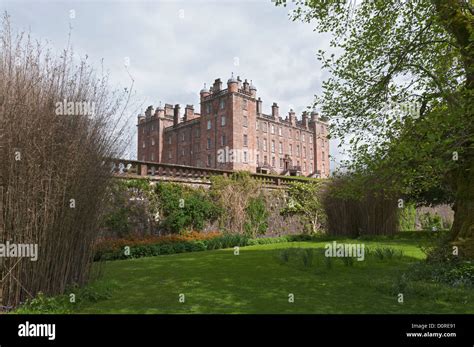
210 172 265 234
155 182 221 233
275 0 474 255
244 195 269 237
419 212 444 231
281 181 327 234
399 203 417 231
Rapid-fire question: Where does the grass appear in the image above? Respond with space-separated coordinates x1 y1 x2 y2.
57 236 472 314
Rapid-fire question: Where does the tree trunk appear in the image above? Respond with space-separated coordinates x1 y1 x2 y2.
450 160 474 258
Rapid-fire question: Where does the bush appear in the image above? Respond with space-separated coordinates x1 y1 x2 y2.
244 195 269 237
420 212 443 231
399 203 417 231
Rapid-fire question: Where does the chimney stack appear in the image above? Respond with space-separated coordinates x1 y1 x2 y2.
256 97 262 115
184 104 194 121
272 102 279 118
173 104 180 126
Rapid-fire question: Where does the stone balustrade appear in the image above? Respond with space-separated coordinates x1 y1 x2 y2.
108 158 316 188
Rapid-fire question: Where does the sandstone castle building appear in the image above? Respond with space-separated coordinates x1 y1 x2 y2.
137 75 330 178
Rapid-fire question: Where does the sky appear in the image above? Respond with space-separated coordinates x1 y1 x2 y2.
1 0 346 171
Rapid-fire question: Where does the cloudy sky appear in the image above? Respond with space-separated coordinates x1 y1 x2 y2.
1 0 346 171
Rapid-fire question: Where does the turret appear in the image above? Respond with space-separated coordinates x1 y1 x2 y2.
272 102 279 118
227 73 238 93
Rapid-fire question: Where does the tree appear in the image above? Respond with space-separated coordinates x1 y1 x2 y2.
276 0 473 256
281 181 327 234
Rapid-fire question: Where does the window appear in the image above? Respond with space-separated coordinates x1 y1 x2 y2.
264 155 268 164
168 136 171 145
142 141 146 148
302 134 305 142
263 139 267 151
310 135 313 143
221 134 226 146
303 146 306 157
221 115 226 126
151 124 154 131
195 127 200 137
278 127 282 136
195 143 200 152
220 98 225 109
297 145 300 156
207 119 212 130
142 155 146 161
243 99 248 110
151 153 155 161
279 142 283 154
271 124 275 134
243 134 248 147
243 116 248 127
272 157 275 167
168 151 172 159
151 138 155 146
310 162 313 172
322 139 325 148
181 132 185 142
296 131 300 140
322 151 325 161
289 144 292 155
243 152 248 163
256 120 259 130
271 140 275 153
181 149 185 157
280 158 283 168
207 154 211 166
256 154 259 163
289 129 292 138
304 162 307 171
263 122 267 133
206 104 211 114
207 138 211 149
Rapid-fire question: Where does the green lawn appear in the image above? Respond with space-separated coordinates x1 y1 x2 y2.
74 239 473 314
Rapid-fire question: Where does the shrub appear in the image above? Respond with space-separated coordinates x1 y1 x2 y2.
399 203 417 231
244 195 269 237
420 212 443 231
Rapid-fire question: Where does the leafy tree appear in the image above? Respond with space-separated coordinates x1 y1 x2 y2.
281 181 327 234
276 0 473 256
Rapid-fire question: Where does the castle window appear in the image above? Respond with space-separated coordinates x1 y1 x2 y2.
322 139 325 148
207 154 211 166
263 139 267 152
168 136 171 145
181 149 185 157
220 98 225 110
296 131 300 140
279 142 283 154
256 120 259 130
243 99 248 110
182 132 185 142
271 140 275 153
195 127 200 137
243 152 248 163
207 119 212 130
243 116 248 127
304 162 306 171
264 155 268 164
297 145 300 156
142 141 146 148
272 157 275 167
278 127 282 136
271 124 275 134
280 158 283 168
243 134 248 147
263 122 267 132
151 138 155 146
221 134 226 146
257 154 259 163
221 115 226 126
303 146 306 157
206 104 211 114
289 144 292 155
297 160 300 166
207 138 211 149
168 151 172 159
195 143 200 152
151 153 154 161
310 162 313 172
302 134 305 142
142 155 145 161
322 151 325 161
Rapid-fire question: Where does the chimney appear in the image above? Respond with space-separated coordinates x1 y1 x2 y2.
256 97 262 115
213 78 222 93
184 104 194 121
289 109 296 125
272 102 279 118
243 79 249 92
145 105 153 118
302 111 308 128
310 109 319 122
164 103 174 117
137 114 145 124
173 104 180 126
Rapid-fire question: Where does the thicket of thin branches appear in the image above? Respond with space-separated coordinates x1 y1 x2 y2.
0 13 134 307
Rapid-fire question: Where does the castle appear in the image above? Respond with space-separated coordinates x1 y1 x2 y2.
137 75 330 178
